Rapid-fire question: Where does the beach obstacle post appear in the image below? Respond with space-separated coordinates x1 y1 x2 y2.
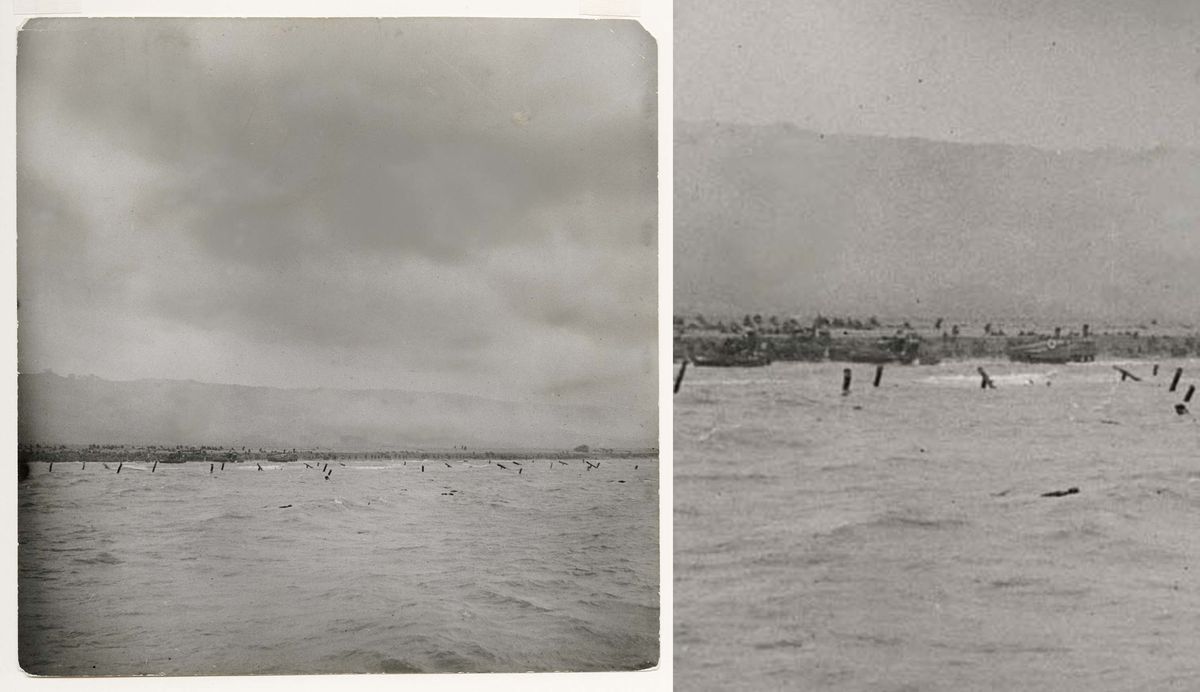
1170 368 1184 392
873 365 884 388
1185 385 1196 403
48 462 53 473
1153 364 1160 376
1113 365 1141 382
152 461 158 473
116 462 123 474
977 367 996 390
842 368 852 395
209 463 214 474
674 361 688 394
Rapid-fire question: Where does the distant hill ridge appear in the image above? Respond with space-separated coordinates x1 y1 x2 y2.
17 372 653 449
676 120 1200 324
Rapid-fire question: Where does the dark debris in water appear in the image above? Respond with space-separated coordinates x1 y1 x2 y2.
1041 487 1080 498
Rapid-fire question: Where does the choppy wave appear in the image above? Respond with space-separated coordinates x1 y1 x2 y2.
19 457 658 675
676 360 1200 691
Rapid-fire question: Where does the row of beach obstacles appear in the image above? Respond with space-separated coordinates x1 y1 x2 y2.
1115 364 1194 414
675 358 1196 414
31 456 635 479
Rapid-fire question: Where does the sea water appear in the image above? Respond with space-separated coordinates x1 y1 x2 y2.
19 457 658 675
675 360 1200 691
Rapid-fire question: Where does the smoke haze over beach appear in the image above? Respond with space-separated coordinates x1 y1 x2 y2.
676 0 1200 324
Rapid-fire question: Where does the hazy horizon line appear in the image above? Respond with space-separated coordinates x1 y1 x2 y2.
676 117 1200 157
17 369 642 413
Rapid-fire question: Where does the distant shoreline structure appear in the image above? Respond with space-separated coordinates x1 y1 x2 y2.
18 443 659 466
675 312 1200 364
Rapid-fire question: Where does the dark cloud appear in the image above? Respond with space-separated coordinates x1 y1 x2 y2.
17 18 657 434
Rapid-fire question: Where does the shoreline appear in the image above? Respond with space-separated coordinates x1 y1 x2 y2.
675 329 1200 363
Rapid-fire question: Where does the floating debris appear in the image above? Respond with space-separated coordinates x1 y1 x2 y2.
1041 487 1079 498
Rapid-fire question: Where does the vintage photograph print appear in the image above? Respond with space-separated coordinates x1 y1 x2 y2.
18 17 658 676
675 1 1200 690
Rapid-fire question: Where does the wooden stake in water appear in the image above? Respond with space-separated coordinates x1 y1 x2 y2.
842 368 852 395
116 462 123 474
209 463 214 474
257 463 263 471
873 365 884 387
674 361 688 394
1185 384 1196 403
221 461 225 471
1153 364 1160 376
152 461 158 473
1170 368 1183 392
977 367 996 390
48 462 53 473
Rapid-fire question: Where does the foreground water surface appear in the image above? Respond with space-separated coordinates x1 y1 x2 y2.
19 456 658 675
676 360 1200 691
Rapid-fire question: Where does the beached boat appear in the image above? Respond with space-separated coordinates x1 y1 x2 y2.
690 352 773 367
828 336 920 364
1006 338 1096 363
687 330 773 367
267 453 299 462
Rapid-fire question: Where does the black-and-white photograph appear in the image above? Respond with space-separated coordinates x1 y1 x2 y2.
675 1 1200 689
17 16 658 676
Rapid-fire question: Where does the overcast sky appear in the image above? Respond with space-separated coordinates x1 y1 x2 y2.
679 0 1200 150
18 18 656 417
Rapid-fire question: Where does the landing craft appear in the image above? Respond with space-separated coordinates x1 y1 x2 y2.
1006 338 1096 364
828 335 922 365
689 352 773 367
688 330 773 367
